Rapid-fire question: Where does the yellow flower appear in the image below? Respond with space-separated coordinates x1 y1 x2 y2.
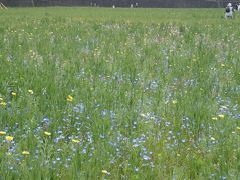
236 127 240 131
0 131 6 135
210 137 215 141
22 151 30 155
5 136 14 141
220 105 227 109
0 102 6 106
212 117 218 120
28 89 33 94
140 113 147 118
67 95 73 102
72 139 80 143
102 170 109 174
218 114 224 119
44 131 51 136
11 92 17 96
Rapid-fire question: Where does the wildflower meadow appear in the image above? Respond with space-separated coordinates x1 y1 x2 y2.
0 7 239 179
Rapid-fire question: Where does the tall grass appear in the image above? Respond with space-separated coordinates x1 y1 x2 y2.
0 7 239 179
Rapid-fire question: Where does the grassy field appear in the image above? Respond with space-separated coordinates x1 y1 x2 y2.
0 7 239 179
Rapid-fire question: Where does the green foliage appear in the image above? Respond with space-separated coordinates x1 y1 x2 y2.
0 7 239 179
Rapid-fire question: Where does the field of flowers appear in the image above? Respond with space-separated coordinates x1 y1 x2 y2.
0 7 239 179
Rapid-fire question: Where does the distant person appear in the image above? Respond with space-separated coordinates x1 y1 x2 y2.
235 3 240 10
225 3 234 19
235 3 238 10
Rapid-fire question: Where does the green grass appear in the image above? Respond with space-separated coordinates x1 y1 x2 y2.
0 7 239 179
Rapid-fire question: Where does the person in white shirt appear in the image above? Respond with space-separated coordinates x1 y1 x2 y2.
225 3 234 18
238 3 240 11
